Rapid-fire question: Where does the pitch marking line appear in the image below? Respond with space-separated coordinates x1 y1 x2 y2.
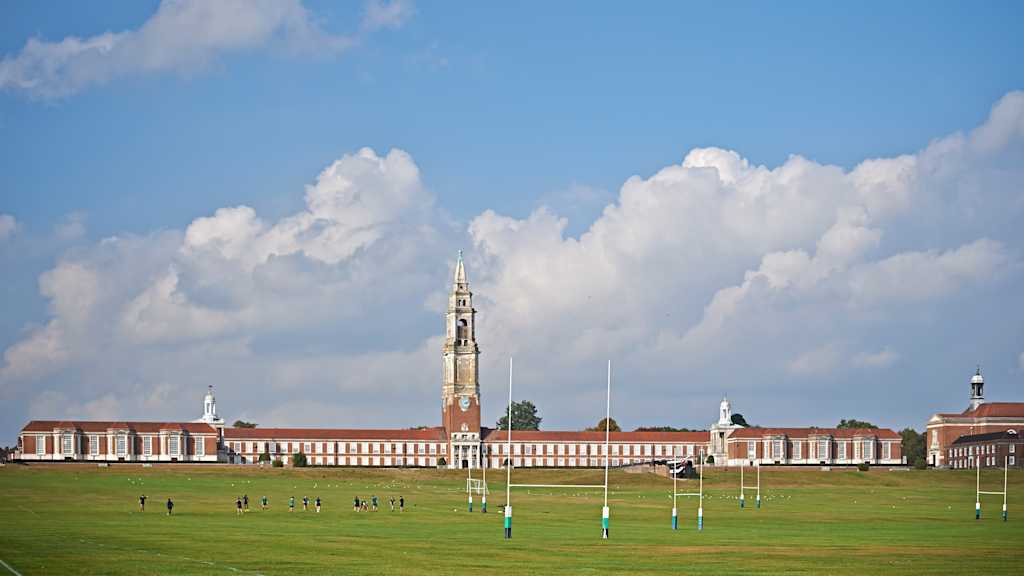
0 558 23 576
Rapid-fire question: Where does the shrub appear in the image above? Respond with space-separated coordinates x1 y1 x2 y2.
705 455 715 465
857 462 870 472
258 451 271 464
437 457 446 466
272 459 284 468
292 452 308 468
913 459 927 470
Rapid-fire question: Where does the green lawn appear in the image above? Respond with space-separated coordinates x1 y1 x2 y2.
0 464 1020 575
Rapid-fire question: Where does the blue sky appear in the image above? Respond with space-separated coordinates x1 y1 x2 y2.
1 1 1022 442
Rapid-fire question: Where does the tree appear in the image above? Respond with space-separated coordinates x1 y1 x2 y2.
495 400 542 431
292 452 308 467
837 419 878 429
730 413 751 427
586 417 621 432
258 450 271 464
232 420 257 428
900 428 927 468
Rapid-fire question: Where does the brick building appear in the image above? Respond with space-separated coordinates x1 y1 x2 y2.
723 427 902 466
926 368 1024 468
946 430 1022 470
16 254 903 469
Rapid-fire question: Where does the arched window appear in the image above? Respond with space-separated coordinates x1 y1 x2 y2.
457 319 469 342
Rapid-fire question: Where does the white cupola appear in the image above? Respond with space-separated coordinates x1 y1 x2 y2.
198 385 224 426
718 396 732 426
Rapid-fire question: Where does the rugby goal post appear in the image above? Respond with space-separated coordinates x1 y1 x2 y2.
504 357 613 540
975 455 1009 522
740 462 761 509
671 446 704 531
467 464 489 513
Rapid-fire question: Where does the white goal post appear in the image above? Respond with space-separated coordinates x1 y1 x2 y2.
504 358 612 540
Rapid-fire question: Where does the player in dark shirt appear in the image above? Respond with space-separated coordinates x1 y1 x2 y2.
139 494 147 512
166 498 174 515
302 496 309 511
315 496 321 513
399 496 404 512
236 497 243 515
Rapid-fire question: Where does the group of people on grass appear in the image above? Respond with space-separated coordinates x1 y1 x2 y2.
138 494 173 515
353 495 403 512
141 493 406 515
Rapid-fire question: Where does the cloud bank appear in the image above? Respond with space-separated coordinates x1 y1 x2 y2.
2 93 1023 438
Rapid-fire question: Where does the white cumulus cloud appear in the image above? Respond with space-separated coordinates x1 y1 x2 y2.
0 0 410 99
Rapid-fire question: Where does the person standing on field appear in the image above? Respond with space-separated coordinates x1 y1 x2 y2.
236 497 243 515
389 496 395 512
315 496 321 513
289 496 295 512
399 496 404 512
354 496 360 512
243 494 249 512
261 495 268 511
139 494 146 512
371 495 378 511
166 498 174 515
303 496 309 511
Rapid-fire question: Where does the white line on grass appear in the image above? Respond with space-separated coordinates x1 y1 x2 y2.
0 558 23 576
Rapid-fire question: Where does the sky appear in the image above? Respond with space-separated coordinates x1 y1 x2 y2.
1 1 1022 442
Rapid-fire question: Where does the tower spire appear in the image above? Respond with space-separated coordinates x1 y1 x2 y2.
454 250 467 286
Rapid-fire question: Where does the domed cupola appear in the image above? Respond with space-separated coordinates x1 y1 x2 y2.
969 366 985 411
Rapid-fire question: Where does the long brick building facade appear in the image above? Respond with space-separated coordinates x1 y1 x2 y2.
16 254 905 468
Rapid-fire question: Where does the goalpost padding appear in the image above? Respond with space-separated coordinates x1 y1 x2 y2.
975 455 1009 522
503 358 613 539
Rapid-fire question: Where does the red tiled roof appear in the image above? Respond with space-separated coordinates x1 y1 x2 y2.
223 427 446 441
481 429 709 443
961 402 1024 418
727 427 900 440
21 420 217 434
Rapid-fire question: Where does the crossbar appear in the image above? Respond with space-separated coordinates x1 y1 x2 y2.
741 485 759 490
674 492 701 497
979 491 1006 495
509 483 605 489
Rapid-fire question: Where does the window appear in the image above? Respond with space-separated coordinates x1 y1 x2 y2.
771 439 783 459
747 441 756 459
36 435 45 455
793 441 801 460
195 438 205 456
1011 444 1016 454
1011 456 1016 466
838 442 846 460
303 442 312 454
862 440 873 460
62 435 73 455
883 443 891 460
117 435 127 456
168 436 179 456
90 435 99 455
818 439 829 459
143 437 152 456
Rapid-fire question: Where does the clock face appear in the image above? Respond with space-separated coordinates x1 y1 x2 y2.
459 396 471 411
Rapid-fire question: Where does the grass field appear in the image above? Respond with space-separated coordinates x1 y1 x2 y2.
0 464 1021 575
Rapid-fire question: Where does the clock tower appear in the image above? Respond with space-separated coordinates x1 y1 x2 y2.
442 251 482 468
